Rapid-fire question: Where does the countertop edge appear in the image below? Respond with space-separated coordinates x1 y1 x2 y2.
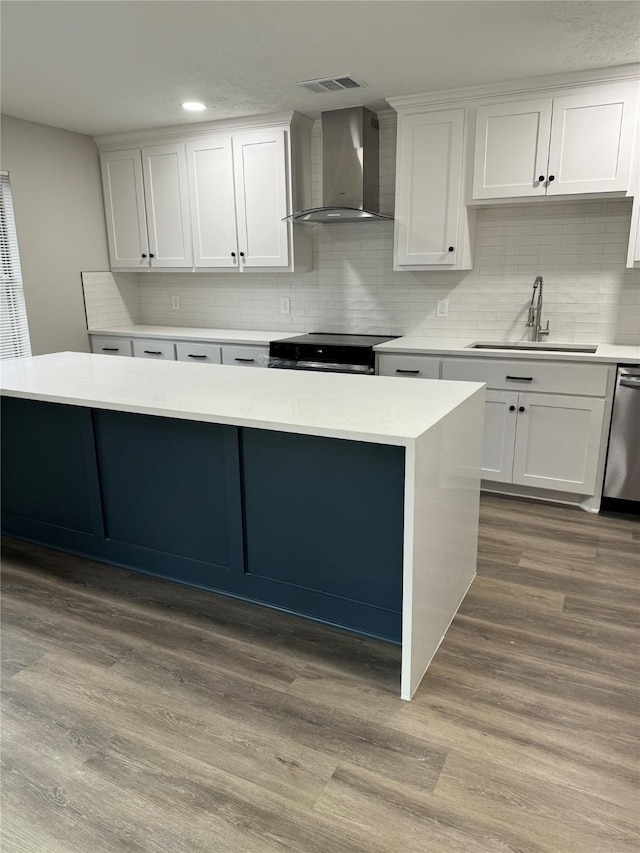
87 326 301 346
373 340 639 364
2 354 485 446
87 327 638 364
0 387 420 447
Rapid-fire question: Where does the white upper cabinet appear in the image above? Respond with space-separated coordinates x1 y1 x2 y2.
100 149 149 269
473 82 638 200
473 100 552 199
97 113 312 274
547 86 637 195
186 135 239 269
233 129 289 269
187 129 289 270
141 143 193 268
394 108 473 269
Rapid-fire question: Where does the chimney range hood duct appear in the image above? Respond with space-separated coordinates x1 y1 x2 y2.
285 106 393 224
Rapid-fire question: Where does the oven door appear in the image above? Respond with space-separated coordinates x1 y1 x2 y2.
268 357 373 375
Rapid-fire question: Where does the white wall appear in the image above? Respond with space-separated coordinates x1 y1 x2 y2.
1 114 109 354
87 114 640 345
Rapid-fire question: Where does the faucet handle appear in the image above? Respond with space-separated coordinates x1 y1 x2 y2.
539 320 550 338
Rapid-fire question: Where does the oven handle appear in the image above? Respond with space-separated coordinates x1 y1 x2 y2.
268 357 373 374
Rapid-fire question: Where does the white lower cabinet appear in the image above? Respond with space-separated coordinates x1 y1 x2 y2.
89 334 270 367
175 342 222 363
442 357 610 497
90 336 133 357
221 344 269 367
511 393 605 494
377 354 441 379
132 339 176 360
482 391 519 483
481 390 605 494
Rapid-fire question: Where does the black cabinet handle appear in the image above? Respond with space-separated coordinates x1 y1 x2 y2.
143 350 162 355
234 357 255 363
231 252 236 258
187 354 207 359
101 347 119 352
448 246 454 252
396 369 420 374
509 405 516 411
538 175 545 182
506 375 533 381
141 254 147 258
149 253 154 258
239 252 245 261
548 175 555 182
519 406 525 413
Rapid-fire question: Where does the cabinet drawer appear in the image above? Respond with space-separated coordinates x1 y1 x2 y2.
441 358 608 396
175 342 222 364
132 339 176 360
221 345 268 368
377 354 441 379
91 336 133 357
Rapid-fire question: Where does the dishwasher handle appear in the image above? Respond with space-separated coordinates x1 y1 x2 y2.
620 377 640 390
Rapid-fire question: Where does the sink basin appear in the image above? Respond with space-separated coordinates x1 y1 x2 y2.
468 341 597 354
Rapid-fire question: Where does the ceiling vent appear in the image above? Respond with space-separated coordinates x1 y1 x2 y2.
295 75 366 94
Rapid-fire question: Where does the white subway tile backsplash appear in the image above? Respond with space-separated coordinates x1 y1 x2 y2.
83 116 640 345
82 271 141 328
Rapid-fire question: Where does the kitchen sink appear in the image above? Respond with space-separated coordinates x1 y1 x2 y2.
467 341 597 353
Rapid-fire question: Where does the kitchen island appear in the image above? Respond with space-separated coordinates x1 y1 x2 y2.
0 352 484 699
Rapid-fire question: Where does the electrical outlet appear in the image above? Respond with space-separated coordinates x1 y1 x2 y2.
279 296 291 315
436 299 449 319
171 295 181 310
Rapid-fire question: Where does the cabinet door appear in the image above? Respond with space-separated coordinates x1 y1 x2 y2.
395 109 465 265
512 393 606 494
221 344 269 367
132 339 176 360
175 342 222 364
90 336 133 357
482 391 518 483
141 143 193 268
473 99 552 199
186 135 240 269
377 354 441 379
232 129 289 268
100 149 150 269
547 85 637 195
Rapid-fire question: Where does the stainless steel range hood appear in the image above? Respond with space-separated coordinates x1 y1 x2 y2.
285 106 393 224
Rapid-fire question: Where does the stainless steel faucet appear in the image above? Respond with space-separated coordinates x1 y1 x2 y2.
526 275 550 341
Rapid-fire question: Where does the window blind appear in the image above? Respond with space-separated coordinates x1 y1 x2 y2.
0 171 31 359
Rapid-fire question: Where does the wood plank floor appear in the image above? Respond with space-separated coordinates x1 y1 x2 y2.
1 494 638 852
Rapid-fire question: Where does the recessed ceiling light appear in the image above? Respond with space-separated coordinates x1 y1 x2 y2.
182 102 207 112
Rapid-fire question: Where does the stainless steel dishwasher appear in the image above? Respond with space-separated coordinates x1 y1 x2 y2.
602 365 640 514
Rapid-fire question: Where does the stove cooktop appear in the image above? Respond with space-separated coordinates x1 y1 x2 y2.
277 333 398 347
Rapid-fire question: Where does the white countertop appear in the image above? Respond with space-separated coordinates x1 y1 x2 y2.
88 325 299 346
0 353 484 446
88 326 639 364
374 336 640 364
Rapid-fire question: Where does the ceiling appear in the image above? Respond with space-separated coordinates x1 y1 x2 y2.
2 1 639 137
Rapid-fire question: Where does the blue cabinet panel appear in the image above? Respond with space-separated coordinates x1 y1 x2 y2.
241 428 405 613
1 399 405 643
93 410 244 581
1 398 98 543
